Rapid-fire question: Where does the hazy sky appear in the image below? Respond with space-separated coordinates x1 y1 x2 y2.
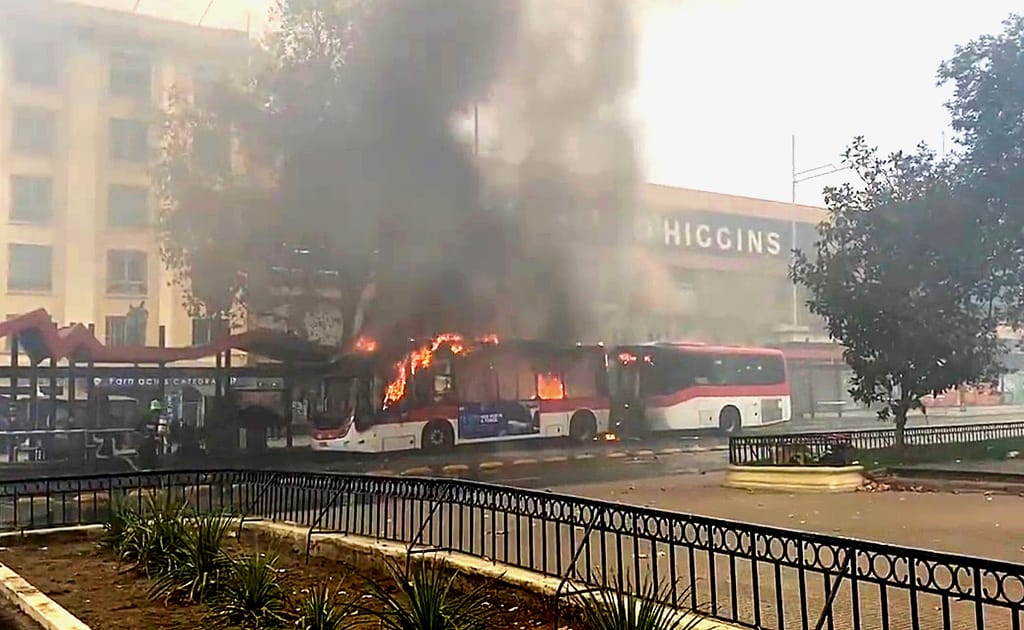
72 0 1023 206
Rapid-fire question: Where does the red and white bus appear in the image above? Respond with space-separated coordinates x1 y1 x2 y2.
310 338 612 453
611 342 791 435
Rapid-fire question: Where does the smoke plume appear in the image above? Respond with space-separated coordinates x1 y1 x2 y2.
327 0 639 350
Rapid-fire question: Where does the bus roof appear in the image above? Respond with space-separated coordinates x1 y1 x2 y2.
619 342 785 358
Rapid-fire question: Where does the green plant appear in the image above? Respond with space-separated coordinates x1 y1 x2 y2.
150 512 233 603
359 558 496 630
573 576 707 630
100 494 133 552
113 492 190 576
295 585 360 630
208 553 291 628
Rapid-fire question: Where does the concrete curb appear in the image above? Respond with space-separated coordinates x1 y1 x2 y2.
0 563 91 630
388 444 728 477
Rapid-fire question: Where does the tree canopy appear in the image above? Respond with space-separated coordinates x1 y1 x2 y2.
794 13 1024 438
792 139 1004 438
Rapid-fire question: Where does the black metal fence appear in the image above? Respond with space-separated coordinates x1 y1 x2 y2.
730 420 1024 467
0 469 1022 629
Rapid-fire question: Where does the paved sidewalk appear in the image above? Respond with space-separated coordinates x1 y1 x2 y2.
558 471 1024 561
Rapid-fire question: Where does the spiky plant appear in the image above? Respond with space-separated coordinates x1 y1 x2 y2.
114 493 189 576
208 553 291 628
294 585 361 630
359 558 497 630
573 575 708 630
100 494 133 552
149 512 232 603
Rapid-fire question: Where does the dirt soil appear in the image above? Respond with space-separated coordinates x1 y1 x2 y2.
0 598 37 630
0 530 557 630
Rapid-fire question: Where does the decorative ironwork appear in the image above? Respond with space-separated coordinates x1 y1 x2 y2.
0 469 1020 629
729 420 1024 467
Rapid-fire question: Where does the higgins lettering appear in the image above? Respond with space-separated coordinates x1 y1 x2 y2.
661 218 782 255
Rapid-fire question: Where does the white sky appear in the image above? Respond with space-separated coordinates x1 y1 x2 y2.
68 0 1024 206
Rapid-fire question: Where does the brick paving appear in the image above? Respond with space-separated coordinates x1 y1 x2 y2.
553 472 1024 629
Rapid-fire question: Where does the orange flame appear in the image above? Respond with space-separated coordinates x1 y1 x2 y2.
353 336 378 354
383 332 468 409
537 372 565 400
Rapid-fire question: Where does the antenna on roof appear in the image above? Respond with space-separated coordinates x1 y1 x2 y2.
199 0 216 25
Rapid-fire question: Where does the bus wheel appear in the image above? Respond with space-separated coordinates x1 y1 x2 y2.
718 406 742 435
569 411 597 442
422 420 454 451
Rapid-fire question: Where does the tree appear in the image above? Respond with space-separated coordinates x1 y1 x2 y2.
938 13 1024 325
155 0 373 345
792 138 1004 446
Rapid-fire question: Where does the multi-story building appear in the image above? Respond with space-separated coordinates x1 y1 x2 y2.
0 0 250 355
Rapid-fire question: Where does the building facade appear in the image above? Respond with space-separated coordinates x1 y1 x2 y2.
0 1 250 355
629 184 826 345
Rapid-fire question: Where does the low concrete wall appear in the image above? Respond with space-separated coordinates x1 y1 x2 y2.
723 465 866 493
0 564 90 630
242 520 742 630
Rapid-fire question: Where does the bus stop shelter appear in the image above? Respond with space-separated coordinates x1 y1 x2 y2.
0 308 333 463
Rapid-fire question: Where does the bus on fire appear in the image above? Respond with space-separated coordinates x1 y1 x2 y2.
310 336 612 453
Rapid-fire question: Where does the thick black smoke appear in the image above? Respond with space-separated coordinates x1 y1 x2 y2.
322 0 639 349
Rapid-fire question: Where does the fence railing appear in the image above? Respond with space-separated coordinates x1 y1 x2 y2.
729 420 1024 467
0 469 1022 629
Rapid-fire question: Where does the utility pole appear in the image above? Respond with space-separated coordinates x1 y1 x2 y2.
790 134 848 327
473 103 479 156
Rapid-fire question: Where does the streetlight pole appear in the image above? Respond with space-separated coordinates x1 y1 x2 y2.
790 134 848 327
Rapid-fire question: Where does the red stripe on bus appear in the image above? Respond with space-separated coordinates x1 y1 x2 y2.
646 383 790 408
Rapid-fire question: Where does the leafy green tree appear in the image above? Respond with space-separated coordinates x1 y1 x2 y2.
155 0 375 343
792 138 1004 446
938 13 1024 326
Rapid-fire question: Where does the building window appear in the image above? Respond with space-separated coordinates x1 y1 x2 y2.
107 185 149 227
106 250 147 295
109 118 149 163
109 52 151 99
191 317 218 345
7 244 52 292
9 176 53 224
12 41 58 87
12 107 56 155
105 316 145 347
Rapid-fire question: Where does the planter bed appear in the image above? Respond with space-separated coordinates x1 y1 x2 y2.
0 529 552 629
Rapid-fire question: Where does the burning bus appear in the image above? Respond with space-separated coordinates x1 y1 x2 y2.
310 334 612 453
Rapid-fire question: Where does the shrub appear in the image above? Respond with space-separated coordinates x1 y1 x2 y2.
208 552 291 628
150 512 233 603
573 576 707 630
359 558 497 630
113 492 190 576
295 585 360 630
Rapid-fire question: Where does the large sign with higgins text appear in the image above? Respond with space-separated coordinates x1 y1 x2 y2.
635 210 817 259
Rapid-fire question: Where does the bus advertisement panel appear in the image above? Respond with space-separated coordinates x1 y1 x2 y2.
611 342 791 435
310 337 611 453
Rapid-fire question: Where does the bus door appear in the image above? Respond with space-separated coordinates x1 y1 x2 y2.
610 349 649 437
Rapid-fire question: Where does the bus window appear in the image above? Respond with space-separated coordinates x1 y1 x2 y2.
456 354 498 403
711 355 786 385
494 351 533 401
563 352 602 398
537 372 565 400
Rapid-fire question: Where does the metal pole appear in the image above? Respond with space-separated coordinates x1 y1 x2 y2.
473 103 479 157
790 134 799 327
